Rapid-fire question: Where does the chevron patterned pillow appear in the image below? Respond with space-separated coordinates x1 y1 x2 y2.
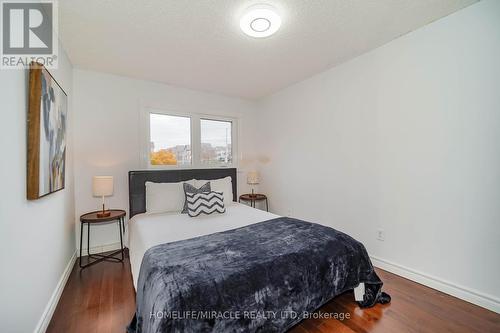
182 182 211 214
186 191 225 217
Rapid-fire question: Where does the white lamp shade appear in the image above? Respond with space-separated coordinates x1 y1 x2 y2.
92 176 114 197
247 171 260 185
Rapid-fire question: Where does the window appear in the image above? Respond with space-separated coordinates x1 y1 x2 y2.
200 119 232 165
144 109 237 168
149 113 191 166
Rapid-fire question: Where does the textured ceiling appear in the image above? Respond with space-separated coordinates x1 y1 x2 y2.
59 0 477 99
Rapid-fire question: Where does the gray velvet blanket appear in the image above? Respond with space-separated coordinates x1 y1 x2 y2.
128 218 387 333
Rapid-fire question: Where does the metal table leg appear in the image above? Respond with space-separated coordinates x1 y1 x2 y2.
79 222 84 268
118 217 124 261
87 222 90 256
80 219 125 269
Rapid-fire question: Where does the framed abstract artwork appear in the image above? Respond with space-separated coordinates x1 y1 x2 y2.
27 62 68 200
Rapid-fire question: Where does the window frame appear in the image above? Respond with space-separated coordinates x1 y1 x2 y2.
141 108 238 169
148 112 193 168
199 116 235 167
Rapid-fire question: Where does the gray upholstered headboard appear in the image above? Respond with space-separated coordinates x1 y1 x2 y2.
128 168 237 218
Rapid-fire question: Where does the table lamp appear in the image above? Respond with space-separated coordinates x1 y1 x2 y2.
92 176 114 217
247 171 260 197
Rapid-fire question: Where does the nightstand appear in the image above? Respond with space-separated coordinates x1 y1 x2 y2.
239 193 268 211
79 209 126 269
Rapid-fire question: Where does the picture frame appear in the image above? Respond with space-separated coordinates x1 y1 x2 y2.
27 62 68 200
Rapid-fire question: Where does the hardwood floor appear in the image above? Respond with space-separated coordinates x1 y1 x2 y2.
48 252 500 333
47 252 136 333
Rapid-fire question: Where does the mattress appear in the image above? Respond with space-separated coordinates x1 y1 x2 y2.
128 203 279 288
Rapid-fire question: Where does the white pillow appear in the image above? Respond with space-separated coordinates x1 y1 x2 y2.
195 176 234 206
145 179 195 214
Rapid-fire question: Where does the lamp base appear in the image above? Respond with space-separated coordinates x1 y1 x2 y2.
97 211 111 218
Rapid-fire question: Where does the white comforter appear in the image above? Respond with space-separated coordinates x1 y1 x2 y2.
128 203 279 288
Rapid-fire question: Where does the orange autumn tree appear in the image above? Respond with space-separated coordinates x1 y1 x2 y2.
150 149 177 165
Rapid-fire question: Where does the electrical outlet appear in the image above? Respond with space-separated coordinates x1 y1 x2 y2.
377 229 385 241
286 209 292 217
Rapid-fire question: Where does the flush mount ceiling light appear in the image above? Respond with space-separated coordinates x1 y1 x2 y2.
240 4 281 38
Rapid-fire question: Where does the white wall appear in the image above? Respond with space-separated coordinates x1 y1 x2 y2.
73 69 258 252
255 0 500 312
0 45 75 332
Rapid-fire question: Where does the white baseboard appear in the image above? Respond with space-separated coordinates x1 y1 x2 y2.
370 255 500 314
77 242 123 256
34 251 77 333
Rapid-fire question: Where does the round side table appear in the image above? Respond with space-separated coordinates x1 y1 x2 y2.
79 209 126 269
239 194 268 211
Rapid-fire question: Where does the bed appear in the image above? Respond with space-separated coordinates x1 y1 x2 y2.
127 169 389 333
